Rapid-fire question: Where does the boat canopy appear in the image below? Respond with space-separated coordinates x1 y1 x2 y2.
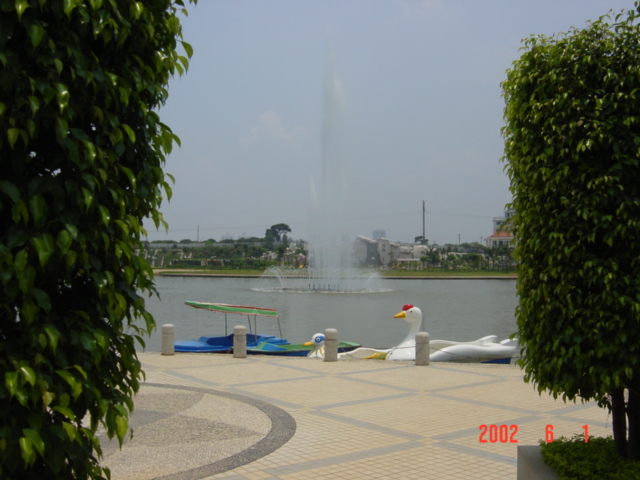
185 301 279 317
185 301 282 337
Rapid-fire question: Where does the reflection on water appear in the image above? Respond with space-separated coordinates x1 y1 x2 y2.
137 276 519 353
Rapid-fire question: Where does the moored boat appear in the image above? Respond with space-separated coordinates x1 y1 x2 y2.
175 333 288 353
175 301 287 353
247 339 361 357
339 304 518 363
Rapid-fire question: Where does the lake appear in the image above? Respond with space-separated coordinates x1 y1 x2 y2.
138 275 519 352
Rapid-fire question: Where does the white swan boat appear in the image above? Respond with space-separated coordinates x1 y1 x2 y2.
339 304 518 363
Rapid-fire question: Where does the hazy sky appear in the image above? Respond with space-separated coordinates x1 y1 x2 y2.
149 0 633 245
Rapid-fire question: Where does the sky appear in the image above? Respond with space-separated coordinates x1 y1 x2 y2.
148 0 635 246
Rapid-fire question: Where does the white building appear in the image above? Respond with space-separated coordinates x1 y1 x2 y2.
353 236 434 267
484 230 514 248
486 209 515 248
492 208 515 234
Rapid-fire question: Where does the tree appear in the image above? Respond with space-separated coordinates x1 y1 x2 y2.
427 250 440 269
414 235 428 244
502 4 640 459
464 253 482 271
264 223 291 243
0 1 195 478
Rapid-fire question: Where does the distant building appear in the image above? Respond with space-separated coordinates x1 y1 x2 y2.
353 236 434 267
492 208 515 234
486 209 515 247
372 229 386 240
485 230 514 248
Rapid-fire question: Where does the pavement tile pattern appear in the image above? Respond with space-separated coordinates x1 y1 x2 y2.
101 353 611 480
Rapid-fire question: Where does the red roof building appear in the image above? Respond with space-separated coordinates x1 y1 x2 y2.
484 230 514 248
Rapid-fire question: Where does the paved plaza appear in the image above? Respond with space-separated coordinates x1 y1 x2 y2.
101 353 611 480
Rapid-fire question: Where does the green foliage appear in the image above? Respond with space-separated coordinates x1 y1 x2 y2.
264 223 291 243
0 0 195 478
541 436 640 479
502 2 640 458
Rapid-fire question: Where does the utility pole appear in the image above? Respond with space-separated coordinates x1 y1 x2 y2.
197 225 199 242
422 200 426 240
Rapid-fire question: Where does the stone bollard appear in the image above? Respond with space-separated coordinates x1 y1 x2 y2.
161 324 175 356
415 331 430 366
324 328 338 362
233 325 247 358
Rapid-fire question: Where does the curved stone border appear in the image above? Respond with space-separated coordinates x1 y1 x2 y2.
142 383 296 480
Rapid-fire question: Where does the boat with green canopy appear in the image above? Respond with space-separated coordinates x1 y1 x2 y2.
174 301 288 352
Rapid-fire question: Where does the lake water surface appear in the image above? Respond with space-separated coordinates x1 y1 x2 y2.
138 276 519 352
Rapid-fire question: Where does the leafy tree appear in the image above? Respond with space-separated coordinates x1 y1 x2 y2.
264 223 291 243
414 235 428 244
0 1 195 478
275 242 288 262
502 4 640 459
464 253 482 270
427 250 440 269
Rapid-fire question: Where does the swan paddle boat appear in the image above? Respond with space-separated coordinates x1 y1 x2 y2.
247 333 360 357
340 304 517 363
174 301 289 353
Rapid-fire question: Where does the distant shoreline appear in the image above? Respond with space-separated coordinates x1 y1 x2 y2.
153 269 517 280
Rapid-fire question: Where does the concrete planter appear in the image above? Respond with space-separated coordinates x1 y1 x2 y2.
517 445 559 480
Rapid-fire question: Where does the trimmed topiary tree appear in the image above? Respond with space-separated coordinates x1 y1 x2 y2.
0 0 195 477
502 3 640 460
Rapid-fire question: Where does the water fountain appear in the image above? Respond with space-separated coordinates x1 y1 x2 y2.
260 265 385 293
259 51 386 293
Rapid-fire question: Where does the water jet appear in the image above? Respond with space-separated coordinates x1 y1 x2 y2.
259 51 389 293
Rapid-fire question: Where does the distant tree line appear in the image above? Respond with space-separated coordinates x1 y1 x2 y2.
144 224 302 269
397 242 514 272
144 231 514 272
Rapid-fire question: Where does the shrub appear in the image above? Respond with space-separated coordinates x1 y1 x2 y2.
0 1 195 477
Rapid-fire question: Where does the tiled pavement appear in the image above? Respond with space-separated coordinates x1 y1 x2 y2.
101 353 611 480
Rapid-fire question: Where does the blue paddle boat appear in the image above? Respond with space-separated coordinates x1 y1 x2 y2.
175 333 290 353
174 301 288 353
